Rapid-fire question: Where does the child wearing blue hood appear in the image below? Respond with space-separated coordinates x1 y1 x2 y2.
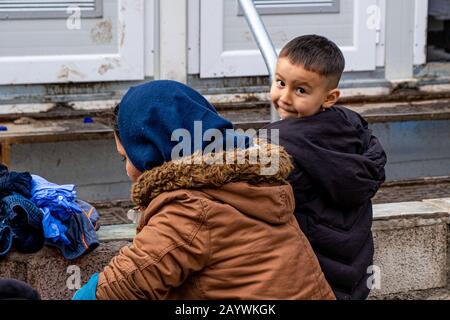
73 80 335 300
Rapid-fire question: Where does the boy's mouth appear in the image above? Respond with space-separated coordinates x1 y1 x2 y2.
275 103 298 118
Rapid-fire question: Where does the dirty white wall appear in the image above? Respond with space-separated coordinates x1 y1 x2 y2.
198 0 379 77
0 0 145 85
10 140 131 201
223 0 354 51
0 0 119 57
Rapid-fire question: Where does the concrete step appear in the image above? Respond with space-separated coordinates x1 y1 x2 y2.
215 98 450 129
374 177 450 204
0 97 449 201
215 99 450 183
93 197 450 299
1 96 450 124
1 198 448 299
95 177 450 226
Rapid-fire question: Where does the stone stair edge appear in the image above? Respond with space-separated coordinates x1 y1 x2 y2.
97 197 450 243
1 96 450 126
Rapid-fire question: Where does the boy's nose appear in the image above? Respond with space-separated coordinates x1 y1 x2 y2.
280 91 292 105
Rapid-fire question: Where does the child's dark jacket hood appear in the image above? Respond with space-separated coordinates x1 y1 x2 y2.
265 106 387 300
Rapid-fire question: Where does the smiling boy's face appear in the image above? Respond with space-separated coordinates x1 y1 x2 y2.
270 57 341 119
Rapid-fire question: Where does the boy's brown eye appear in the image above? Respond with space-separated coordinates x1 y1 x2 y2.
296 88 306 94
276 80 285 87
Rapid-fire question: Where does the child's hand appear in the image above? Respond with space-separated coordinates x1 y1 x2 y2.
72 273 99 300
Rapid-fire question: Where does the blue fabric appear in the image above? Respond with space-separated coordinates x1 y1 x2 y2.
45 200 100 260
72 273 99 300
118 80 251 172
31 175 82 244
0 222 13 259
76 199 100 231
0 164 32 200
0 194 44 254
31 175 100 260
41 207 70 245
31 175 82 221
0 165 40 258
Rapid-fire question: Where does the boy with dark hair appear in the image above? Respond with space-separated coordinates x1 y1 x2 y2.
265 35 387 300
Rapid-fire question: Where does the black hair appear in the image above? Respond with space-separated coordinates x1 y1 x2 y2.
279 35 345 88
111 103 120 139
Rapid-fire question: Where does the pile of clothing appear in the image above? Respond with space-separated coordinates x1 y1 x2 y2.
0 165 100 260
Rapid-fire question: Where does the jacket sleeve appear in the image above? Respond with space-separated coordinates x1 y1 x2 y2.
95 197 209 300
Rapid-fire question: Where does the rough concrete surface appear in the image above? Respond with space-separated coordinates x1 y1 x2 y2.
95 180 450 226
0 241 129 300
371 226 450 300
1 199 449 300
370 223 448 297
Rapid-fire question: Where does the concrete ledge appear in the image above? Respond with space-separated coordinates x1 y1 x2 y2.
370 198 450 298
1 198 449 300
97 223 136 242
0 241 130 300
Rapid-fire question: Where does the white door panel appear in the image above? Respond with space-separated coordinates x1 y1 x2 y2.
200 0 378 78
0 0 145 85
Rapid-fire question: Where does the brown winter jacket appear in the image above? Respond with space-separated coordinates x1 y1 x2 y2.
96 142 335 300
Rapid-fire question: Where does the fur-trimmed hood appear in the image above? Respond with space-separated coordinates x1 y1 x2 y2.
131 140 293 208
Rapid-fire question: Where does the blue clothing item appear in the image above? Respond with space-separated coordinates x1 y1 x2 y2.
31 175 82 244
0 222 13 259
31 175 100 260
76 199 100 232
0 165 32 200
31 175 82 221
41 207 70 245
72 273 99 300
0 194 44 254
118 80 251 172
44 199 100 260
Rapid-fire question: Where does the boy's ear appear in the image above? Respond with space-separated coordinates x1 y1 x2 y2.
323 89 341 109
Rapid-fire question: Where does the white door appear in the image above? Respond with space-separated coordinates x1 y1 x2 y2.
0 0 146 85
200 0 378 78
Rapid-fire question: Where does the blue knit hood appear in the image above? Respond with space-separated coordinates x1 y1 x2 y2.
118 80 248 172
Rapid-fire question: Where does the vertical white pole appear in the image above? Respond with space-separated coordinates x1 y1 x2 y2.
238 0 279 122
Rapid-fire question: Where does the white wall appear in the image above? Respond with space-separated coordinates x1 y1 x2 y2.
0 0 145 85
199 0 378 78
223 0 354 51
0 0 119 57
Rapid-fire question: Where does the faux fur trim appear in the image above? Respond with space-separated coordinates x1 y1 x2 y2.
131 140 293 207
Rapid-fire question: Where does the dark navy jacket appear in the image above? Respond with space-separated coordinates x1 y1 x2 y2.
265 106 387 300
